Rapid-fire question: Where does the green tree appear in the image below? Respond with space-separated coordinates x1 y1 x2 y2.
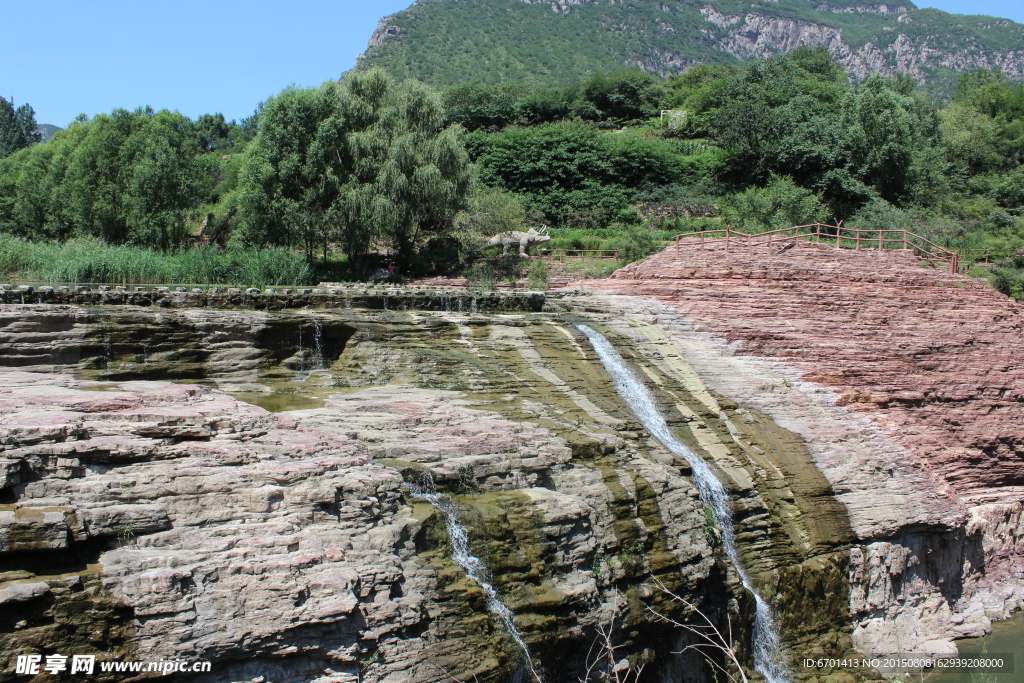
453 188 527 245
123 110 212 249
467 122 680 226
1 108 211 247
239 69 472 273
59 108 150 243
574 70 665 123
443 81 527 130
0 96 41 158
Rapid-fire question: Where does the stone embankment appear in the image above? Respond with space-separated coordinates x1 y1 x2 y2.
0 283 545 313
584 239 1024 658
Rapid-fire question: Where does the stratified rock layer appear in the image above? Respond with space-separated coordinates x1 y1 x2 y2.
583 240 1024 657
0 303 874 681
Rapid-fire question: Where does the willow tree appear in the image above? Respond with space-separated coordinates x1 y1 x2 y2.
239 69 472 274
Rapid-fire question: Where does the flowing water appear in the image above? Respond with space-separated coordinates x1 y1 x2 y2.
312 317 325 370
408 474 542 683
577 325 789 683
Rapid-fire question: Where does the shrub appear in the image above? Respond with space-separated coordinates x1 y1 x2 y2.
720 175 830 233
464 262 496 291
614 226 658 264
527 258 549 290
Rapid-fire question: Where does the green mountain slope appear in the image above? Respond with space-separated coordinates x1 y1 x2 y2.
356 0 1024 86
36 124 62 142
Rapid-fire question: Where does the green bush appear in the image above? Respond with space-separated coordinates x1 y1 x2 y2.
614 226 659 264
990 262 1024 299
720 175 831 233
527 258 549 290
464 262 496 291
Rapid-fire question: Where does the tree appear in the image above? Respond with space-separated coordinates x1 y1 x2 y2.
239 69 473 273
467 122 682 226
0 96 41 158
574 70 665 123
194 113 237 152
443 81 527 130
59 108 149 243
937 103 995 179
453 188 527 244
0 108 211 247
123 110 212 249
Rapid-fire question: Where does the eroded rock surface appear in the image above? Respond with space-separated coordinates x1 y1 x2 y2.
6 288 990 680
582 240 1024 657
0 351 726 682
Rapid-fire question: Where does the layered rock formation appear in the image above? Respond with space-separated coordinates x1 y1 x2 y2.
5 244 1019 680
700 5 1024 81
584 239 1024 657
0 300 887 681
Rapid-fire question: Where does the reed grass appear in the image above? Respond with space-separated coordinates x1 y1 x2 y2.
0 235 313 288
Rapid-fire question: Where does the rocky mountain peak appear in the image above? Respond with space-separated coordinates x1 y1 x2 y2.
356 0 1024 86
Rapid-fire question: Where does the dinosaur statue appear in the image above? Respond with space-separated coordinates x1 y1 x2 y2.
482 226 552 258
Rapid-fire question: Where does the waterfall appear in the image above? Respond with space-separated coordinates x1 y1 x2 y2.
470 297 479 315
100 325 113 377
577 325 789 683
313 317 326 369
408 474 542 683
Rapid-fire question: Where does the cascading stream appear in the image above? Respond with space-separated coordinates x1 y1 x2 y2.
408 474 542 683
577 325 789 683
313 317 326 369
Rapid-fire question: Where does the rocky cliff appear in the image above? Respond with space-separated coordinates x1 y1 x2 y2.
586 238 1024 659
1 302 877 681
356 0 1024 86
1 238 1021 681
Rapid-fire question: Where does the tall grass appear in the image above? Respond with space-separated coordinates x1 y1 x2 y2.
0 235 313 288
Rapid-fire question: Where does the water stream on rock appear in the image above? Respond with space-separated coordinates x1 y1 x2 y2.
578 325 789 683
408 474 542 683
312 317 325 370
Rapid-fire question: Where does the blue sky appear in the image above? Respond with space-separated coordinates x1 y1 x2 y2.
2 0 1023 128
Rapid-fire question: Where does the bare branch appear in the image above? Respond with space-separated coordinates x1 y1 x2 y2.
644 578 749 683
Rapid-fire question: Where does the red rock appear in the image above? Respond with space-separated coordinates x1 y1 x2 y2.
586 240 1024 506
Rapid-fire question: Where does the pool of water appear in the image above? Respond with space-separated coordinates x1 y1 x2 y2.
228 391 326 412
925 611 1024 683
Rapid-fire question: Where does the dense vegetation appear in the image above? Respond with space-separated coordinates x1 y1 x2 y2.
0 96 41 159
357 0 1024 91
2 51 1024 294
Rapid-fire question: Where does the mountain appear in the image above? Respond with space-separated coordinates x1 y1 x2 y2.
356 0 1024 86
36 124 62 142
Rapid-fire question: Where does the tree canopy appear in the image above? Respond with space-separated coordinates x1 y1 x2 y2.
239 69 473 273
0 96 40 159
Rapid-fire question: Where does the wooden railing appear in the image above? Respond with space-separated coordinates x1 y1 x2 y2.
538 248 620 262
673 224 960 274
956 248 1020 267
